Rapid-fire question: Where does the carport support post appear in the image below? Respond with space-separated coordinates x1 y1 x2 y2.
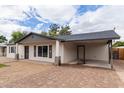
108 40 113 69
110 41 113 69
15 43 19 60
55 40 61 66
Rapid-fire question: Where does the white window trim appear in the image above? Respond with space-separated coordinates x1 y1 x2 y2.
36 44 50 58
9 46 16 54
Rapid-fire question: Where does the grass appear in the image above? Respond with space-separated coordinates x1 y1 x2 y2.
0 64 7 68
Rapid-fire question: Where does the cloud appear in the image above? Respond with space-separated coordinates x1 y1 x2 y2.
0 23 31 40
0 5 32 39
34 5 78 25
69 6 124 40
0 5 78 40
0 5 124 41
0 5 30 21
33 23 43 32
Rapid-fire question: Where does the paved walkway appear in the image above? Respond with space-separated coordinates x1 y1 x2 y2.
0 57 124 88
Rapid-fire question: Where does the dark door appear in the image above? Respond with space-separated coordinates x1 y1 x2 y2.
24 46 29 59
2 47 6 56
77 45 85 64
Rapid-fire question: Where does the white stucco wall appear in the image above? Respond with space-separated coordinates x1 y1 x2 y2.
6 45 16 58
18 45 24 59
23 42 56 63
6 40 109 63
61 42 109 63
0 48 2 56
6 42 56 63
85 43 109 61
61 42 77 63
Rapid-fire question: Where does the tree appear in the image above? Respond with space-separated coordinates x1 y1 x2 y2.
22 31 29 36
10 31 28 42
48 24 72 37
41 31 48 36
59 25 71 35
48 24 60 37
113 41 124 47
0 35 7 43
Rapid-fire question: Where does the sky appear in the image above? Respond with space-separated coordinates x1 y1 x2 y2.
0 5 124 40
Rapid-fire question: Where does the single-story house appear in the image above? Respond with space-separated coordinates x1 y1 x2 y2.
6 30 120 69
0 43 7 57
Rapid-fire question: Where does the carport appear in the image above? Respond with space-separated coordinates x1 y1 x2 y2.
61 40 113 69
57 30 120 69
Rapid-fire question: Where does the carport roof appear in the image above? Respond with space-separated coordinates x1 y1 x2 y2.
57 30 120 41
15 30 120 43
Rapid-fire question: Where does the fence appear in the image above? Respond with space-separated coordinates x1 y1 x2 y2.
113 47 124 60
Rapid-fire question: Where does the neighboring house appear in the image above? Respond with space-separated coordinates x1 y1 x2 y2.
0 43 7 57
6 30 120 69
6 43 16 58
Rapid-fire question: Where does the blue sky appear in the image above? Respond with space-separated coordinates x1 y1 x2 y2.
0 5 124 40
13 5 102 32
18 5 103 32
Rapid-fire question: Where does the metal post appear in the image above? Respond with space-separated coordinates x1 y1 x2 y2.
110 41 113 69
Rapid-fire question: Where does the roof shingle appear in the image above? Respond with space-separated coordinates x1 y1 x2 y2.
57 30 120 41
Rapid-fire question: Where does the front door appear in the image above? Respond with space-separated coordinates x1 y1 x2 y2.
24 46 29 59
77 45 85 64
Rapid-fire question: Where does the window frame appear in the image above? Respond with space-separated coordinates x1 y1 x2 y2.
9 46 16 53
42 46 48 57
38 46 43 57
34 46 36 57
36 44 52 58
49 45 52 58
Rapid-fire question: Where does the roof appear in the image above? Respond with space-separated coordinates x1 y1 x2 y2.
15 32 63 43
57 30 120 41
15 30 120 43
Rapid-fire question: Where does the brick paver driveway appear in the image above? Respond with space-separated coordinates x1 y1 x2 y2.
0 57 124 88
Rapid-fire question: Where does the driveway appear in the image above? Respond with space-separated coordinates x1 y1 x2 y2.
0 57 124 88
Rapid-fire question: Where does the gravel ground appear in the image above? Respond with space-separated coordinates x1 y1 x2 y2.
0 57 124 88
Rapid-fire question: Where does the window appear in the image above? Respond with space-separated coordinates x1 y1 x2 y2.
49 45 52 58
37 45 49 57
38 46 42 57
43 46 48 57
34 46 36 57
10 47 15 53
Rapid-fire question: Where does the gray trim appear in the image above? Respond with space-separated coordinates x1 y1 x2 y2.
55 56 61 66
15 54 19 60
